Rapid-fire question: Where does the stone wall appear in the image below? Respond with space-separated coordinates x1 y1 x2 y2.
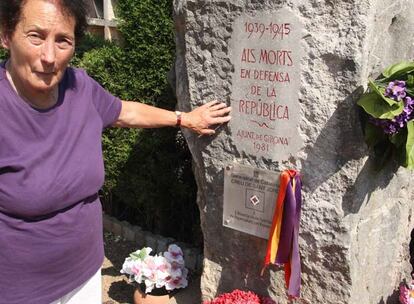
173 1 414 303
102 214 203 271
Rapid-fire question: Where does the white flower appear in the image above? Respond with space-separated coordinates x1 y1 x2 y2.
169 264 183 278
120 244 189 293
165 274 188 291
144 279 156 293
120 257 137 275
164 244 185 265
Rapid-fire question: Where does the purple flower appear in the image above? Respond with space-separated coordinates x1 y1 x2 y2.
394 115 406 128
370 95 414 134
385 80 407 101
406 96 414 107
384 123 397 134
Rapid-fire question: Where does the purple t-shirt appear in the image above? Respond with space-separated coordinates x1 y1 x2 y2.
0 63 122 304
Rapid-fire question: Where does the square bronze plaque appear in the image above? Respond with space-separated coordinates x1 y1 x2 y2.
223 164 280 239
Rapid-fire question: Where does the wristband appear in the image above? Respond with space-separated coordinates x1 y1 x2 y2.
175 111 182 127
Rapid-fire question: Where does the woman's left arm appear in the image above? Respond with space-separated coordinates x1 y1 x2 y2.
113 100 231 135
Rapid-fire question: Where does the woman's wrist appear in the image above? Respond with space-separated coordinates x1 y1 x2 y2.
179 112 191 129
174 111 182 127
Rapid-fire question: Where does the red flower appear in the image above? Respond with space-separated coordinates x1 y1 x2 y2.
203 289 277 304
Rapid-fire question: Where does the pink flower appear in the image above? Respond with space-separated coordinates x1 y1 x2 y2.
165 270 188 291
399 282 414 304
121 244 189 293
164 244 185 265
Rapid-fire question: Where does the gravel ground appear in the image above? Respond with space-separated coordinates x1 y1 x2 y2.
102 232 136 304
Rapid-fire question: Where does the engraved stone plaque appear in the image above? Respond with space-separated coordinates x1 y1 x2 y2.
223 164 280 239
229 9 304 160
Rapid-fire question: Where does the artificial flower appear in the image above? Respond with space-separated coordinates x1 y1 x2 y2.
121 244 188 293
399 280 414 304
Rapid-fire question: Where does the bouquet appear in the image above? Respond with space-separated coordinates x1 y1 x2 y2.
202 289 277 304
399 280 414 304
357 61 414 169
121 244 188 294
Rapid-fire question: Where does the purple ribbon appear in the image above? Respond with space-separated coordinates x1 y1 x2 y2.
275 173 302 297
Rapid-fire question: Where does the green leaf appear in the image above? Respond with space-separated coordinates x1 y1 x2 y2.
390 130 406 148
0 47 9 60
407 75 414 88
368 79 398 106
74 0 199 244
357 92 404 119
381 61 414 80
130 252 141 260
406 88 414 96
405 121 414 168
372 140 393 171
130 248 151 260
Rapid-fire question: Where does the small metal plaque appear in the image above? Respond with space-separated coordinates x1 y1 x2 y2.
223 164 280 239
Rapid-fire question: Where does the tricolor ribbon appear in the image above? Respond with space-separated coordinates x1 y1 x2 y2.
262 169 302 298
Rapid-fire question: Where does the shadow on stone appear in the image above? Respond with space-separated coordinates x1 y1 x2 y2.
301 87 366 193
301 87 397 216
342 158 398 215
203 227 274 300
172 276 202 304
378 287 399 304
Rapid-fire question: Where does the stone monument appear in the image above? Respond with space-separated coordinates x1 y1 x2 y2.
174 1 414 303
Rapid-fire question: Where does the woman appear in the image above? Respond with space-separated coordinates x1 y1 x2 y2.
0 0 231 303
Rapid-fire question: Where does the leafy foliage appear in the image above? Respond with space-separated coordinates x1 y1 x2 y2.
74 0 199 244
357 61 414 170
114 0 175 100
0 1 199 245
0 47 8 60
71 33 114 66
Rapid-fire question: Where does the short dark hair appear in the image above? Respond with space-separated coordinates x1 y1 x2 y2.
0 0 88 41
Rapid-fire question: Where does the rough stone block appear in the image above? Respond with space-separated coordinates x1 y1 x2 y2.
173 1 414 303
145 233 158 250
134 227 146 249
165 237 176 246
183 248 197 271
196 254 204 272
157 237 168 253
122 223 135 242
111 218 122 237
102 214 113 232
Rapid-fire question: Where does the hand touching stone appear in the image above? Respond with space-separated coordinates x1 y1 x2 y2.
183 100 231 135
